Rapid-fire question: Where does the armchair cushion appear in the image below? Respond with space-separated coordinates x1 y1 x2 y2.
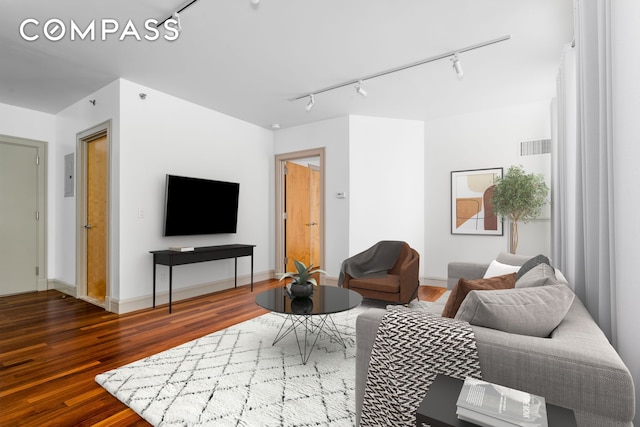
348 275 400 294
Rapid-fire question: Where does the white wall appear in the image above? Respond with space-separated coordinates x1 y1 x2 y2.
117 79 274 304
0 103 56 274
612 0 640 422
273 116 350 277
348 116 425 272
424 101 552 279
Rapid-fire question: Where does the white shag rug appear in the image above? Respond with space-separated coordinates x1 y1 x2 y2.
95 305 373 426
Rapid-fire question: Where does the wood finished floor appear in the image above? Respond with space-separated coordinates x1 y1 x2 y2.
0 281 446 426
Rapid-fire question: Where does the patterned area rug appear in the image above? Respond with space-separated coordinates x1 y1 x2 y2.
96 305 371 426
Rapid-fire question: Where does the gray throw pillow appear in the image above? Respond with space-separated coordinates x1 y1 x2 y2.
516 254 554 281
515 263 559 288
454 285 575 337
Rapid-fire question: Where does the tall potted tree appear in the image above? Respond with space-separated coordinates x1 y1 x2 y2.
490 165 549 254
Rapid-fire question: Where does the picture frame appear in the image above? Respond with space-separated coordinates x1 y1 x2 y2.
451 168 503 235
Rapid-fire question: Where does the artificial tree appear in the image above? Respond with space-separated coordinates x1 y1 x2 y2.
490 165 549 254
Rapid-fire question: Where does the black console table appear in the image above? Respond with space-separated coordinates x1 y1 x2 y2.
150 244 255 313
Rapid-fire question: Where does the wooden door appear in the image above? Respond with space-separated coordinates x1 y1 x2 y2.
285 161 321 272
0 142 38 295
309 166 320 267
86 135 107 302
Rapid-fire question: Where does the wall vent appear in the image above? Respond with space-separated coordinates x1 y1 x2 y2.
520 139 551 156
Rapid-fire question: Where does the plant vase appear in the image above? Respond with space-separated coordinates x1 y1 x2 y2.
291 297 314 314
289 280 313 298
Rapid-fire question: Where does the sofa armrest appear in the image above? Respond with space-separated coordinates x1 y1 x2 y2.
474 299 635 426
447 262 489 288
355 308 386 427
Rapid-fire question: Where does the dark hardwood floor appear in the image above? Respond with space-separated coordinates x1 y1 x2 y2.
0 280 445 426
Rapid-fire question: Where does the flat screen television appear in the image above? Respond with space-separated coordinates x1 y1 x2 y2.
163 174 240 236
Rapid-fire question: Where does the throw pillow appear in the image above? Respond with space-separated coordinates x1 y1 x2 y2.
454 285 575 337
483 260 521 278
516 254 554 281
515 263 559 288
495 251 533 267
442 273 517 318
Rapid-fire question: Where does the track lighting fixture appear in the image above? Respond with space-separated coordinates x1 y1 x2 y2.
451 53 464 79
290 35 510 109
173 12 182 33
305 94 315 111
355 80 368 97
157 0 200 28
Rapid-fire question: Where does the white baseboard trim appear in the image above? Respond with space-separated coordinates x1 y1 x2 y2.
420 277 447 287
49 279 77 297
112 270 275 314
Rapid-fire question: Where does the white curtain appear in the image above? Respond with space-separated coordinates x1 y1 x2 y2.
552 0 616 343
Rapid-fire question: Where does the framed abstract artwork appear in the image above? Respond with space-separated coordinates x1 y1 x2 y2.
451 168 503 235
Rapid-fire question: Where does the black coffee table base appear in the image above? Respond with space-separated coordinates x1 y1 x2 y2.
255 285 363 365
273 313 347 365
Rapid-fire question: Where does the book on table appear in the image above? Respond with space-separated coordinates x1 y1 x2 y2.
168 246 195 252
455 377 548 427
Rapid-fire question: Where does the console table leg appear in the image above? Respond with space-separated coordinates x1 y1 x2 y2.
234 257 238 288
152 261 156 308
251 254 254 292
169 266 173 314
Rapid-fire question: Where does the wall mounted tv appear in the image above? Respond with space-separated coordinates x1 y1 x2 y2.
163 174 240 236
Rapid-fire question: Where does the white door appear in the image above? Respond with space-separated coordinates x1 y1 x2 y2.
0 141 40 295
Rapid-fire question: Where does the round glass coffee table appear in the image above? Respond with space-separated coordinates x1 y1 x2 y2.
255 285 363 364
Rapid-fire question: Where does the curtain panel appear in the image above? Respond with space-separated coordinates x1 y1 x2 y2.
553 0 616 343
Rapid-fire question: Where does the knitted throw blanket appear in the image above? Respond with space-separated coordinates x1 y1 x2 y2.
360 306 482 427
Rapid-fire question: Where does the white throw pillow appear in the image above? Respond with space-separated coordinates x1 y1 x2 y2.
483 260 521 279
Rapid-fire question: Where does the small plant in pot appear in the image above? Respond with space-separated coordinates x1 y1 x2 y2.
280 260 327 298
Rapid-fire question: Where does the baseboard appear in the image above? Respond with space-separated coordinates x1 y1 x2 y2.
49 279 77 297
112 270 275 314
421 277 447 288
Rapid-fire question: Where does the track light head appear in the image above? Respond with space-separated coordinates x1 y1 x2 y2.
305 94 315 111
355 80 368 97
451 54 464 79
173 12 182 33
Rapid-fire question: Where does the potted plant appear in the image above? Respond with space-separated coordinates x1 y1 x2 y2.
490 165 549 254
280 260 326 298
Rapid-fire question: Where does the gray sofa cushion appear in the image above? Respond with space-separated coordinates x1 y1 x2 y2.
515 263 560 288
455 285 575 337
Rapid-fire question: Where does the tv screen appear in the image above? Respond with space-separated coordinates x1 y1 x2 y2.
163 174 239 236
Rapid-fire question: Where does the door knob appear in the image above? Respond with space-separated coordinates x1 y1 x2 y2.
84 224 92 229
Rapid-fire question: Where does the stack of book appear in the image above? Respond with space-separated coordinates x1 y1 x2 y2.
456 377 548 427
168 246 194 252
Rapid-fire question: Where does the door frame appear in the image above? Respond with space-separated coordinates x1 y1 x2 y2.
0 134 48 292
75 120 112 310
275 148 325 278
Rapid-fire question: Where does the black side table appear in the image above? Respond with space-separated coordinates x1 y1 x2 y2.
416 375 576 427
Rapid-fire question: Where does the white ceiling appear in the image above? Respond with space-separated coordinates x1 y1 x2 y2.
0 0 574 130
